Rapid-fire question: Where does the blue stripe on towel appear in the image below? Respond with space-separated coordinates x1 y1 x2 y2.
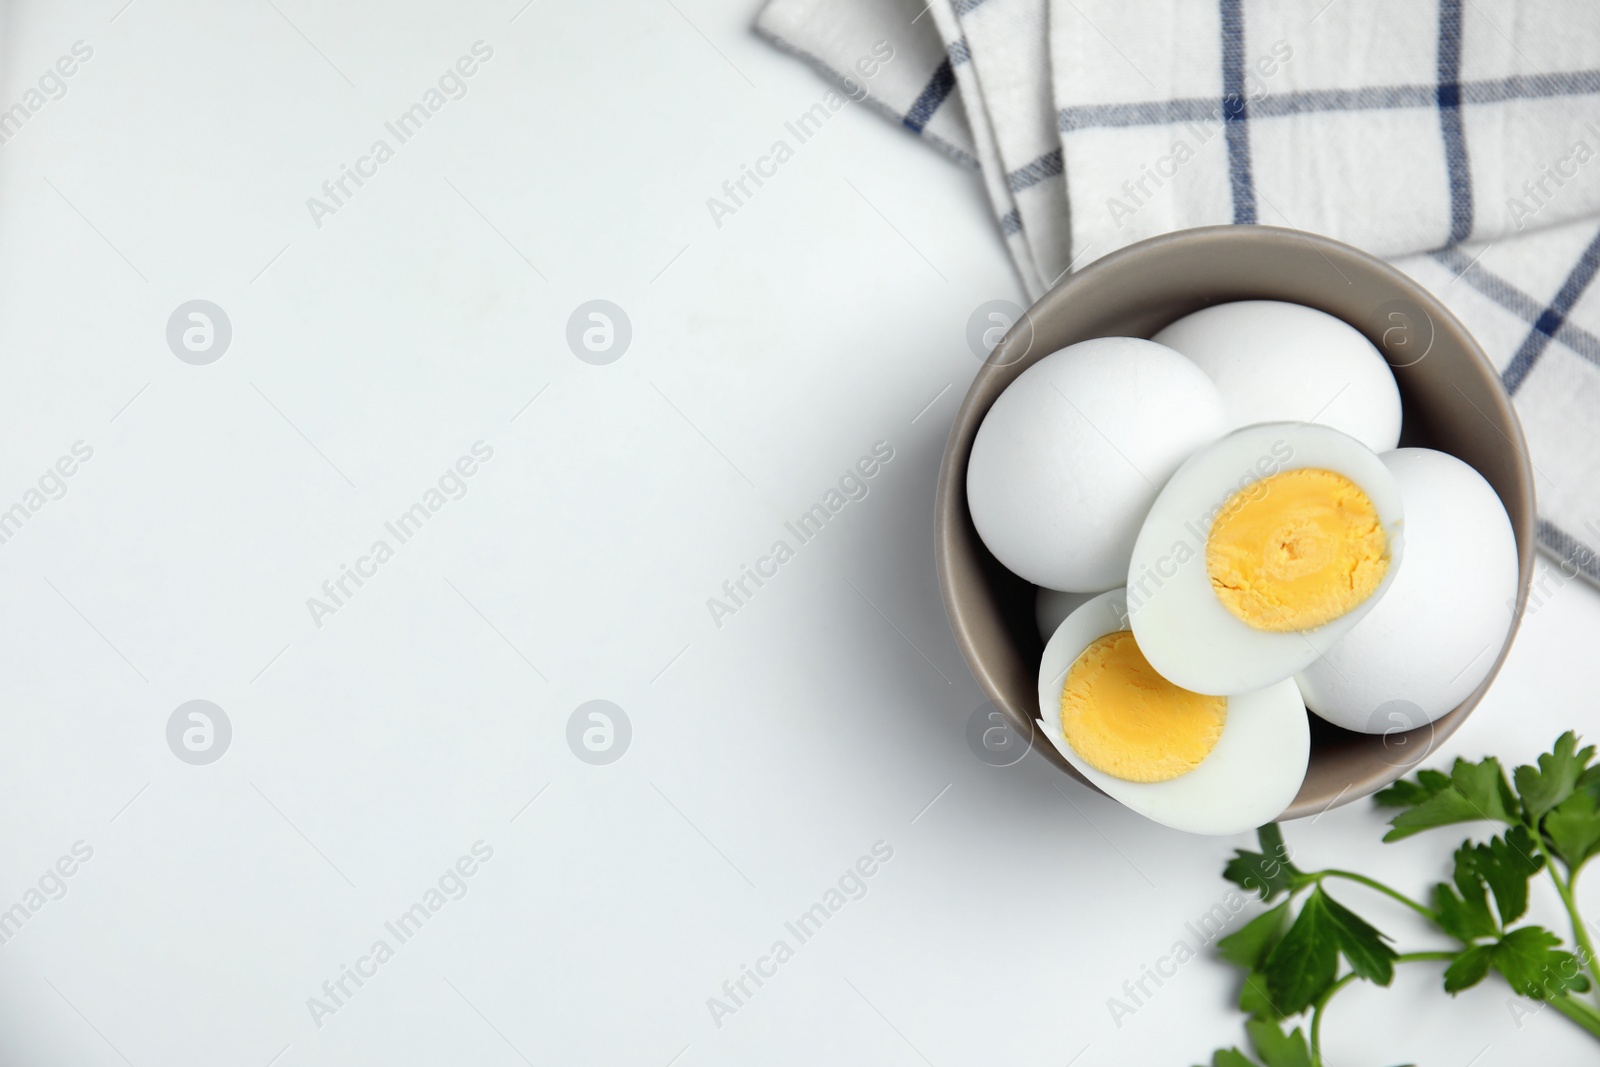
1219 0 1256 224
1502 227 1600 393
1057 71 1600 134
904 58 957 134
1538 518 1600 582
1437 0 1473 244
1431 245 1600 377
1007 147 1064 194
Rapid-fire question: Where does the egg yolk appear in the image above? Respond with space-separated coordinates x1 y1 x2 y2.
1060 631 1227 783
1206 468 1388 632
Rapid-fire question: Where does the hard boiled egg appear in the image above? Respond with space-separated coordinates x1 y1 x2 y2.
1036 589 1308 835
1126 422 1405 695
1297 448 1518 731
967 337 1228 591
1153 300 1402 453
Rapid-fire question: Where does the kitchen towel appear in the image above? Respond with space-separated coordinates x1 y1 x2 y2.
756 0 1600 587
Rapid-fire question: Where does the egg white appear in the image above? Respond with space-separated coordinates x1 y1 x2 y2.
1153 300 1402 453
1036 589 1309 836
966 336 1227 592
1126 422 1406 696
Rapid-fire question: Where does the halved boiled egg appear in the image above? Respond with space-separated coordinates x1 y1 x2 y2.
1126 422 1405 695
1036 589 1308 835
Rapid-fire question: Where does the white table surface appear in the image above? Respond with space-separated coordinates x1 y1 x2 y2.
1 1 1597 1064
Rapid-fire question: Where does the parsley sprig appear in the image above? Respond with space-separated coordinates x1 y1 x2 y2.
1198 732 1600 1067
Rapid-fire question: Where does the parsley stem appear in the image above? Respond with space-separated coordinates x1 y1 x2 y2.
1548 992 1600 1040
1570 869 1600 1011
1315 869 1440 923
1308 954 1457 1067
1531 832 1600 1003
1308 972 1356 1067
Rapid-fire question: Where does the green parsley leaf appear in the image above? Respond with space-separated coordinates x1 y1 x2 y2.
1434 843 1499 943
1456 757 1520 817
1489 926 1592 999
1466 826 1543 925
1513 732 1594 820
1238 970 1284 1021
1200 1050 1259 1067
1263 888 1340 1014
1320 891 1399 985
1383 757 1517 841
1219 903 1291 970
1433 829 1545 942
1443 944 1495 993
1374 768 1452 808
1545 789 1600 870
1245 1018 1315 1067
1225 824 1309 902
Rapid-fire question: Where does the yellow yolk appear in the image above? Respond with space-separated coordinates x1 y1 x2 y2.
1060 631 1227 783
1206 468 1388 632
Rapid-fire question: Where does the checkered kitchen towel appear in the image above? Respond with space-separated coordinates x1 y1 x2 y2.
757 0 1600 586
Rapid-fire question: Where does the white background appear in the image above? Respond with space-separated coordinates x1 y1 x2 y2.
0 1 1595 1064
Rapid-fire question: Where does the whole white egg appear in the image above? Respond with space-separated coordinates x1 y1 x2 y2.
1296 448 1519 732
1153 300 1402 453
967 337 1228 592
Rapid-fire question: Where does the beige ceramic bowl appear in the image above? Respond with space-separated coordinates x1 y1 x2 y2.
935 225 1536 820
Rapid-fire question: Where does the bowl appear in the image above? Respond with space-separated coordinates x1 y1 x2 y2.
935 225 1536 821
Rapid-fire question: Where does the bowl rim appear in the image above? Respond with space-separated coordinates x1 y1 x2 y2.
934 223 1537 822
